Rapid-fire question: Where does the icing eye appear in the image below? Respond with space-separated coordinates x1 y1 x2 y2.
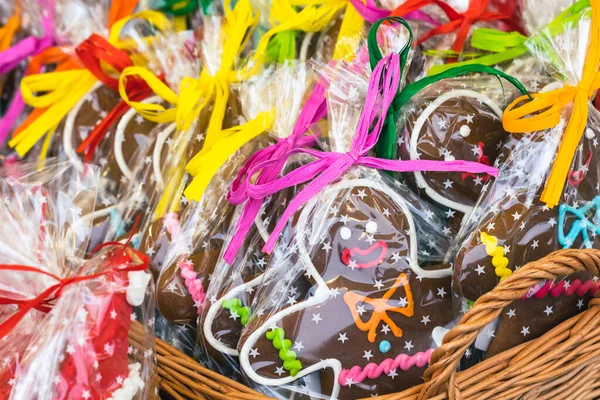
340 227 352 240
459 125 471 137
366 221 377 234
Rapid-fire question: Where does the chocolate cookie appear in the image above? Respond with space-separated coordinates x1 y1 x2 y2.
453 118 600 357
239 179 456 399
201 188 306 358
399 86 507 233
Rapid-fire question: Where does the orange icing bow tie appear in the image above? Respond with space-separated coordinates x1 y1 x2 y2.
344 273 414 343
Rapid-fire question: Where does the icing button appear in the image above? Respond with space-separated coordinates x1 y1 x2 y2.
459 125 471 137
379 340 391 353
586 128 595 139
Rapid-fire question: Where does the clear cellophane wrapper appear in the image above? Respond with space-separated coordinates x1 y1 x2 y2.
54 0 111 46
77 26 203 253
147 15 270 330
452 8 600 364
235 58 458 400
395 75 545 239
0 160 157 399
197 62 316 380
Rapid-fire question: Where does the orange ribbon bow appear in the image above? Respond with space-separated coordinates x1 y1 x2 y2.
503 0 600 208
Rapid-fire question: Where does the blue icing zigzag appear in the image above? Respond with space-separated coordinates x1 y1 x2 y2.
109 209 127 238
558 196 600 249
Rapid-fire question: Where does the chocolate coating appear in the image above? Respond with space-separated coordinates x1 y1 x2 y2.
454 120 600 358
245 184 456 398
399 90 507 232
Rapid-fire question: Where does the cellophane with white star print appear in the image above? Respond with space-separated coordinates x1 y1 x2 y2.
195 61 323 398
0 160 157 400
234 58 460 400
452 4 600 365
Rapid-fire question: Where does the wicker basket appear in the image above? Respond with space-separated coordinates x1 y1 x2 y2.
147 248 600 400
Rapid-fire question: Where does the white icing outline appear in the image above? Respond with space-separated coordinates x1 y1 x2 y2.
239 178 451 399
152 122 177 190
202 214 271 356
409 90 502 216
299 32 314 63
114 95 162 182
63 82 102 166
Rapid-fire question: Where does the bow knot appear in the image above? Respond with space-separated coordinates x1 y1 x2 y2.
0 243 148 341
346 150 361 163
222 82 327 262
503 0 600 208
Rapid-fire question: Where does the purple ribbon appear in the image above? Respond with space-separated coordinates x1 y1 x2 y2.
233 52 498 254
0 1 55 146
349 0 441 26
224 81 328 263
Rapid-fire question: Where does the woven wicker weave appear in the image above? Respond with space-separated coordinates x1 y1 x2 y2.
145 248 600 400
372 248 600 400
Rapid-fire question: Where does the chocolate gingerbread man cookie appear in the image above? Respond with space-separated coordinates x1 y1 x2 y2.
239 178 456 399
154 125 269 326
398 83 508 233
454 117 600 357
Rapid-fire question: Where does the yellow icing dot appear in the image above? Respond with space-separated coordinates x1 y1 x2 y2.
480 232 512 281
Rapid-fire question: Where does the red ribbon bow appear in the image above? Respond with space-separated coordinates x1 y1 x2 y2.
0 243 148 341
391 0 520 57
74 34 160 162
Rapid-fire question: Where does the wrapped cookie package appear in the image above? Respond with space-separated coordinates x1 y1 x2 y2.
198 61 322 374
235 46 460 399
453 0 600 360
0 161 157 399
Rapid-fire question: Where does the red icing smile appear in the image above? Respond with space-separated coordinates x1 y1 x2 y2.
341 241 388 269
568 152 592 185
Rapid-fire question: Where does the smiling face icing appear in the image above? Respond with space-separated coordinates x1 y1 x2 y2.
242 182 455 399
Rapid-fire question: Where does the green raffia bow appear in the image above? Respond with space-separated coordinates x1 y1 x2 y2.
222 298 252 325
426 0 592 75
160 0 205 15
368 17 413 162
266 30 297 63
370 18 531 161
265 327 302 376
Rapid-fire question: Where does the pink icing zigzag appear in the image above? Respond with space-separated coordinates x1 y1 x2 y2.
179 259 206 313
339 348 434 386
163 212 180 236
522 279 600 300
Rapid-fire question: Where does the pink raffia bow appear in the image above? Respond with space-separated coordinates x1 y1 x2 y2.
0 0 55 146
231 52 498 254
224 82 328 263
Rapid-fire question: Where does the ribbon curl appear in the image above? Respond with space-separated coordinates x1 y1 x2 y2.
503 0 600 208
7 9 169 158
75 34 159 162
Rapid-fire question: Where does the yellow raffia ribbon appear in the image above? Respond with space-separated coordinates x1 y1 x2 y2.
239 0 348 79
502 0 600 208
119 0 259 208
184 109 275 200
480 232 512 281
333 3 365 61
9 70 97 157
9 11 171 159
109 10 173 50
